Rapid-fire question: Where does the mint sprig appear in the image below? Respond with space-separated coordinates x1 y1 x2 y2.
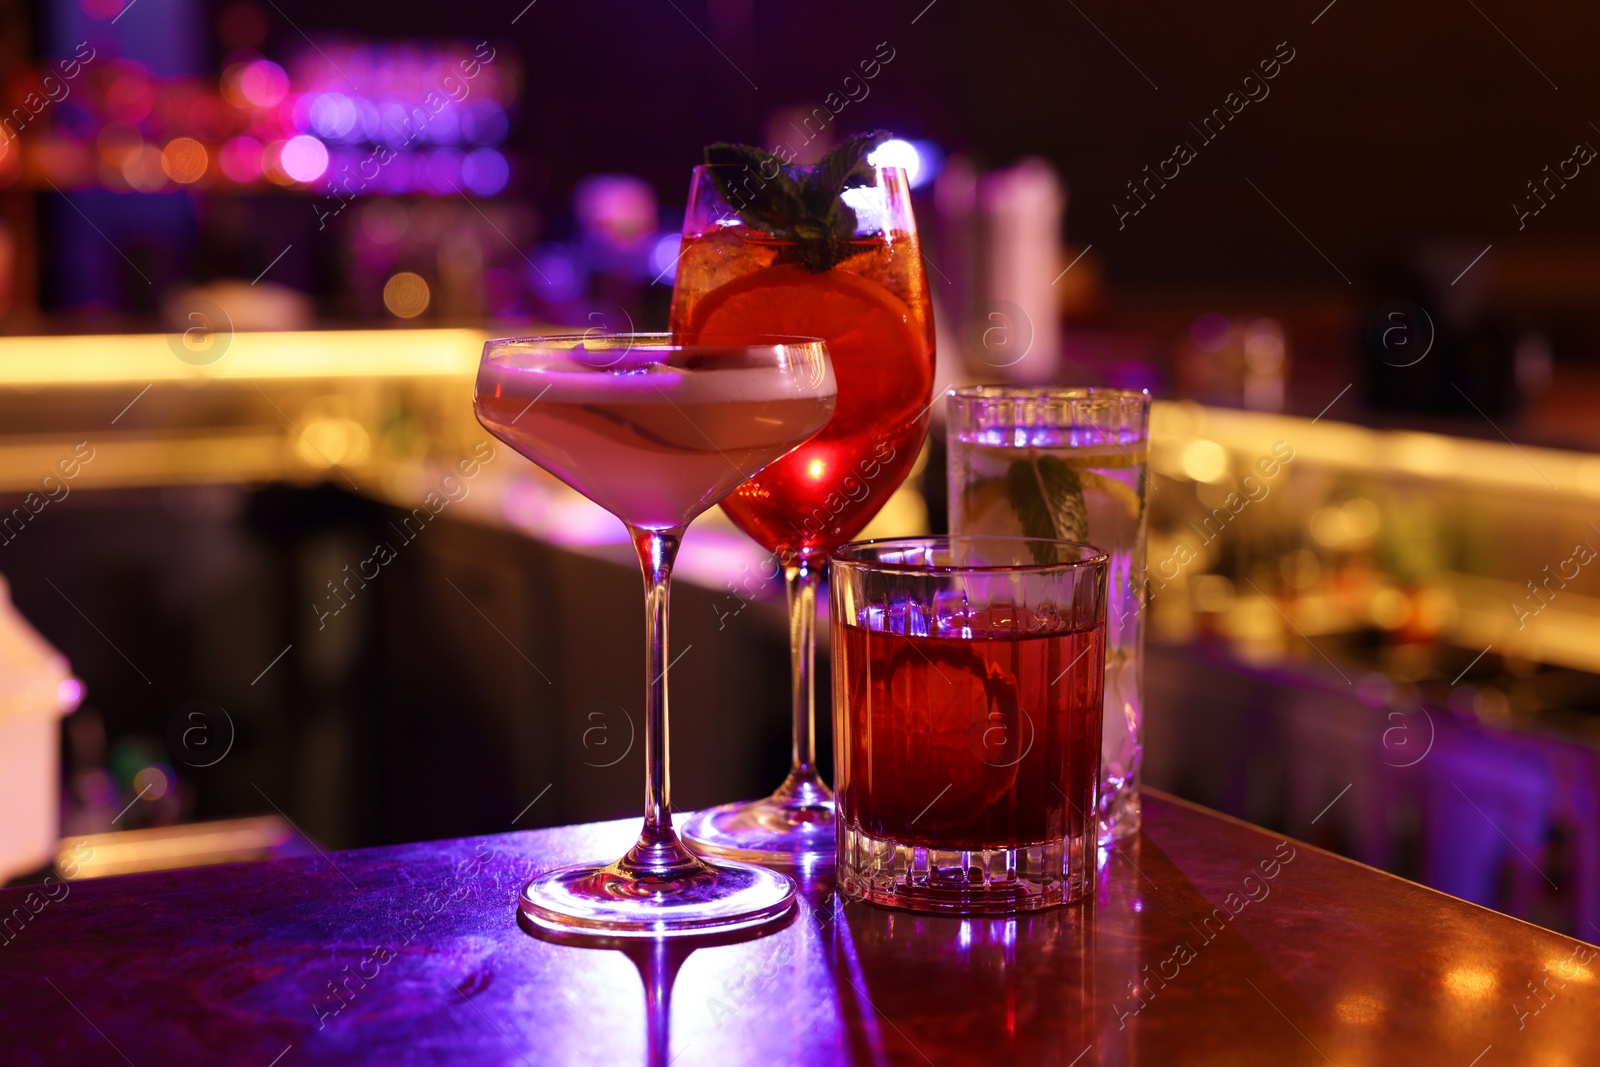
1005 456 1089 562
703 130 892 273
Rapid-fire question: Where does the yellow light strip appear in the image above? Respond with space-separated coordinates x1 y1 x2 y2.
1446 573 1600 675
57 816 296 880
0 329 489 386
1152 400 1597 498
0 432 324 492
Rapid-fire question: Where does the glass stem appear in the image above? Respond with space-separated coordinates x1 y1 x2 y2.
776 557 831 804
624 524 701 876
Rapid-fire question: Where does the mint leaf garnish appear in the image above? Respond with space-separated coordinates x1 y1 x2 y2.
701 131 892 272
1005 456 1089 562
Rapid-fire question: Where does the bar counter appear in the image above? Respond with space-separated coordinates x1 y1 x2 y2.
3 789 1594 1065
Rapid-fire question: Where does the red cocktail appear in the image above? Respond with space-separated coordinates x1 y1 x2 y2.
672 133 936 863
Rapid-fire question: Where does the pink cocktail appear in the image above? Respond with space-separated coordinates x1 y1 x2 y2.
477 343 836 530
475 334 836 937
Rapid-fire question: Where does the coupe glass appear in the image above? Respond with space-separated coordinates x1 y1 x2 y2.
671 162 936 864
476 333 836 935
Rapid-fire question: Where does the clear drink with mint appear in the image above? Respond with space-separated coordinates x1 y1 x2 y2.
946 386 1150 842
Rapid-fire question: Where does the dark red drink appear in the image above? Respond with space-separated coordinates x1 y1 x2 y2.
835 609 1103 851
830 536 1108 913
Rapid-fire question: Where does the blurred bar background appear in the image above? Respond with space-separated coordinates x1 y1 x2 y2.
2 0 1599 939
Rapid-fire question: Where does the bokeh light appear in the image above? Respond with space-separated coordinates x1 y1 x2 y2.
218 135 264 182
1243 317 1286 371
105 73 156 124
183 94 230 141
1180 439 1230 483
261 140 294 185
382 272 430 318
908 139 945 186
574 174 655 246
649 233 682 283
77 768 117 808
295 414 371 467
354 98 383 142
418 104 459 145
422 147 463 194
360 199 409 243
57 678 85 712
377 102 411 146
161 137 209 184
308 93 360 140
529 245 580 301
374 152 415 194
868 138 922 186
864 138 944 188
132 764 171 801
122 144 168 191
96 123 143 168
238 59 289 108
279 134 329 182
461 147 509 196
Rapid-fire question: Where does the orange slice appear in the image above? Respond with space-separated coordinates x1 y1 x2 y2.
681 263 931 435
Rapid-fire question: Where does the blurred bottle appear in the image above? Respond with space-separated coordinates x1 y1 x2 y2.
1177 313 1290 411
935 157 1067 385
0 574 82 881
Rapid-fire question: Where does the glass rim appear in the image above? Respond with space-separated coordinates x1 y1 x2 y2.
949 385 1150 402
690 162 908 179
482 331 829 354
831 535 1108 575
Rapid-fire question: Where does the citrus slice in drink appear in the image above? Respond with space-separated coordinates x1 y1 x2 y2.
680 262 930 435
1079 470 1143 518
872 637 1021 833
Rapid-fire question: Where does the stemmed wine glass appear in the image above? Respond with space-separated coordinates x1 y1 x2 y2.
670 152 936 863
475 333 836 935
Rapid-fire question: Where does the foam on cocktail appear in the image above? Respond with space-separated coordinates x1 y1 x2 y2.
488 351 835 405
476 349 836 531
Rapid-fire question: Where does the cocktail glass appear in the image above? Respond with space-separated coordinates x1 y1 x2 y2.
671 160 936 864
946 386 1150 842
830 535 1108 913
476 333 836 935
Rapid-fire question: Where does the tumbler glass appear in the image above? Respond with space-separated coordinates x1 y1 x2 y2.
831 536 1108 914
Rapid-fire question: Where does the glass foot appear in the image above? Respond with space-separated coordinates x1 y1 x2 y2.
681 778 836 865
519 854 796 938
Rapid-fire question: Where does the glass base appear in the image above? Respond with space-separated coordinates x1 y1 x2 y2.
680 777 836 865
837 823 1095 915
519 855 796 938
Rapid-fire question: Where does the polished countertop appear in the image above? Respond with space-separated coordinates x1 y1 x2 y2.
1 789 1595 1066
